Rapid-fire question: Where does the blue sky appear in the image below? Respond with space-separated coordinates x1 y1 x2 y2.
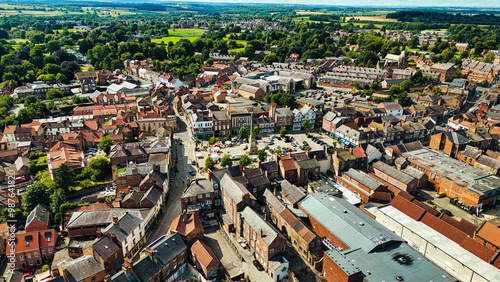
157 0 500 8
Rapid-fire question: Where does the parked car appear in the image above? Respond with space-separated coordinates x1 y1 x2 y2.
287 147 292 152
436 192 446 198
303 141 309 146
291 141 297 147
253 260 264 271
188 170 196 176
191 160 196 165
440 209 452 216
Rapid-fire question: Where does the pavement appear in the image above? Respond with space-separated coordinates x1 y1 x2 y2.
203 226 243 278
417 188 488 226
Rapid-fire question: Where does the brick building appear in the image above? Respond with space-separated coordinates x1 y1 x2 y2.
11 229 57 269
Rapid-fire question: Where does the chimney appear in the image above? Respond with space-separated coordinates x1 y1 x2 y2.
104 275 111 282
195 178 198 184
260 229 263 237
207 171 212 181
145 247 157 262
96 230 102 238
110 233 117 244
124 258 133 268
313 154 317 159
113 216 119 227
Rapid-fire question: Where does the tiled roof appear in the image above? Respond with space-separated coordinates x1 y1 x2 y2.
476 222 500 247
191 239 219 269
64 256 105 282
263 189 286 214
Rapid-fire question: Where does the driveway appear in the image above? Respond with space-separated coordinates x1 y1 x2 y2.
203 226 243 278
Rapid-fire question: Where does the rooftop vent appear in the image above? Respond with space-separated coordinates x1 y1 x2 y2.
343 210 347 213
359 222 364 226
395 276 404 281
393 254 413 266
448 165 453 168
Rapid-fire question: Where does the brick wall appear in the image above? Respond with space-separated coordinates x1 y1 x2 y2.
323 252 362 282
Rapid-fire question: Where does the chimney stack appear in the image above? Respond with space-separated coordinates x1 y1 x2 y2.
260 229 263 237
195 178 199 184
110 233 117 244
113 216 119 227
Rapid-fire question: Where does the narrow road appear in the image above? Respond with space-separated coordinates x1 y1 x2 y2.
144 113 195 247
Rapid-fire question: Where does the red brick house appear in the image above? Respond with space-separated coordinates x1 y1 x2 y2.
11 229 57 269
25 204 51 232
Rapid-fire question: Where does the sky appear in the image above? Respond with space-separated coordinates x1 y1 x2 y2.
155 0 500 8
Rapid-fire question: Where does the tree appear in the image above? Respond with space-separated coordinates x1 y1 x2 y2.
304 145 312 152
85 156 111 181
484 52 495 64
209 136 219 145
54 163 75 192
238 127 249 142
303 119 312 132
205 156 216 171
257 148 267 162
8 79 18 92
262 53 278 65
239 154 252 167
253 126 260 137
280 126 287 137
46 89 63 100
371 81 380 90
99 136 113 155
23 182 50 212
194 138 201 149
50 189 66 214
220 155 232 167
332 141 337 150
275 148 283 157
226 132 232 141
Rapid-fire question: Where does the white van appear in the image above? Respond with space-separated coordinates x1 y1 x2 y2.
231 153 244 160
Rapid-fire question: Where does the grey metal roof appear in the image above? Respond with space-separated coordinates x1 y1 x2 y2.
299 193 403 253
240 207 279 246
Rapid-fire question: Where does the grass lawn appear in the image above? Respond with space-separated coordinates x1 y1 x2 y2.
80 66 94 72
8 38 28 44
229 48 245 54
117 167 126 174
151 29 206 45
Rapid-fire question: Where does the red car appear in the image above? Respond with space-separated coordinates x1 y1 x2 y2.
253 260 264 271
287 147 292 152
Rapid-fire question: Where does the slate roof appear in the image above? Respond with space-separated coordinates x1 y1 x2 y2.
149 233 187 267
141 184 163 205
260 161 279 173
64 256 105 282
296 158 320 170
263 189 286 214
241 207 279 245
476 155 500 170
92 236 121 261
182 179 214 198
344 169 385 191
26 204 51 228
122 192 143 204
220 174 251 205
100 212 144 243
282 182 306 205
68 209 148 228
444 131 469 145
372 161 415 184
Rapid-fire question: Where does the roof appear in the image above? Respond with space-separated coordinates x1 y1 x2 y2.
344 169 385 191
296 158 320 170
148 233 187 267
279 208 316 243
122 191 143 204
281 181 306 205
92 236 121 261
377 205 500 281
182 179 214 198
476 222 500 247
64 256 105 282
372 161 415 184
220 174 252 205
240 207 279 246
260 161 279 173
263 189 286 214
168 213 203 237
302 194 454 282
403 149 500 196
444 131 469 145
26 204 51 229
476 155 500 170
191 239 220 269
68 209 148 228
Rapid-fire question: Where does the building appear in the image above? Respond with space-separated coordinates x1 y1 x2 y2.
85 235 123 276
25 204 51 232
378 102 403 118
429 131 470 158
429 63 456 82
270 106 293 129
376 205 500 282
181 178 215 218
168 213 204 244
237 84 265 101
111 233 188 282
299 193 454 282
47 142 85 180
239 207 287 272
60 255 106 282
337 169 389 203
11 229 58 269
220 174 257 227
403 149 500 210
279 156 298 183
371 161 418 194
190 239 220 279
474 221 500 252
2 125 35 142
211 111 231 138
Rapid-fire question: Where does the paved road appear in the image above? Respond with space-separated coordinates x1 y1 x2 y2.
144 111 195 247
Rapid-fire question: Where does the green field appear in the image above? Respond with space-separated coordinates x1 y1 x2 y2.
8 38 28 44
229 48 245 53
151 29 206 44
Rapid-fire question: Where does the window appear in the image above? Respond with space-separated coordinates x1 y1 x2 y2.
269 248 274 254
48 249 52 253
253 188 257 193
27 254 31 259
20 256 23 261
206 193 211 198
198 195 203 199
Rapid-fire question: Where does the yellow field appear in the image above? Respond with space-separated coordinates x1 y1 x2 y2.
295 10 331 15
345 15 398 22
